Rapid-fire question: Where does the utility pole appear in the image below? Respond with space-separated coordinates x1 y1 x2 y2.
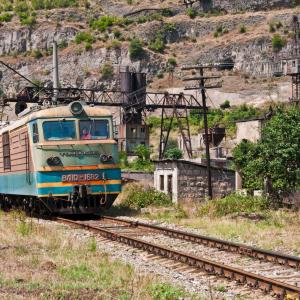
52 41 59 104
182 65 222 200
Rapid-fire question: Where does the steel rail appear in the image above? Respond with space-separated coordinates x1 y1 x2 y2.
102 216 300 270
55 217 300 299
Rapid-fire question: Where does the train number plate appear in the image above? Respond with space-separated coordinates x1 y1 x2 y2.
62 174 100 182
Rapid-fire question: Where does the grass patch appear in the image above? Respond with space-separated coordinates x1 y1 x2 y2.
59 264 94 280
149 283 186 300
143 208 300 253
197 194 269 217
120 183 172 210
0 212 200 299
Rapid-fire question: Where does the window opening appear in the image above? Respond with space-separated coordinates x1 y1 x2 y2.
167 174 173 196
43 121 76 141
32 123 39 143
80 119 110 140
160 175 164 191
2 132 11 170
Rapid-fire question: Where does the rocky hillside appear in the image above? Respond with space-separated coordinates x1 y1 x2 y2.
0 0 299 104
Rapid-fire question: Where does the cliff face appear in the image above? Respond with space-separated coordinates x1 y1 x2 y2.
197 0 298 12
0 1 298 97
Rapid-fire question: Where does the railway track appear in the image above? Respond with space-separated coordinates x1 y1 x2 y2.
55 216 300 300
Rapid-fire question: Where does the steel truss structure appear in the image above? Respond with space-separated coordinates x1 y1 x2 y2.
1 85 203 158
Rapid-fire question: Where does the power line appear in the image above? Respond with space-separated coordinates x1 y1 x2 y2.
181 64 223 200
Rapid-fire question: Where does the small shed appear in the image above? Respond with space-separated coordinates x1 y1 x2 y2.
154 160 235 203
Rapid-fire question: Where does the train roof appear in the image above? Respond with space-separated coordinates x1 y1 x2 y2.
0 104 112 134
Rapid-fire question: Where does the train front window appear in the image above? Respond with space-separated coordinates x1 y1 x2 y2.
80 120 109 140
43 121 76 141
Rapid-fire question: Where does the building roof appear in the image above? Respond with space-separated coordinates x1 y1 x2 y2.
235 116 265 124
153 159 235 172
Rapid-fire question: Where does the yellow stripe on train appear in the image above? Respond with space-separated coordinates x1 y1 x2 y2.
38 164 120 172
37 179 122 188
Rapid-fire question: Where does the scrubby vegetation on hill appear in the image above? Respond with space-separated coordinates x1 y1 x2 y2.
147 103 265 136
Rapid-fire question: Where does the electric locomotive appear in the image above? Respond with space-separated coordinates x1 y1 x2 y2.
0 101 121 214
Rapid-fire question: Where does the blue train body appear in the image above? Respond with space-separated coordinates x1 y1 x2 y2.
0 102 121 214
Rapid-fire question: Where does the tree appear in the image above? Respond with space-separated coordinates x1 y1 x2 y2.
101 62 114 79
129 38 144 59
165 147 183 159
272 34 286 52
220 100 230 109
233 106 300 197
134 144 150 161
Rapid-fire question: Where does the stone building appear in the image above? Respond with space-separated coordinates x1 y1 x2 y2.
154 159 235 203
117 123 150 155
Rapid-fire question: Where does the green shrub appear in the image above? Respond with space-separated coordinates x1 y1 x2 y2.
59 264 93 280
157 71 164 79
75 32 94 44
167 57 177 67
239 24 246 33
119 151 129 168
220 100 231 109
275 21 283 29
14 2 30 14
85 42 92 51
129 38 144 59
58 39 68 49
3 3 13 11
162 8 173 17
197 194 269 217
134 144 150 160
87 237 97 252
186 7 197 19
0 13 13 22
149 283 186 300
269 23 276 33
108 39 121 49
20 15 36 27
101 62 114 79
17 219 32 236
213 31 219 38
90 15 121 32
149 34 165 53
165 147 183 159
31 0 45 10
121 183 172 209
32 49 43 59
113 29 121 39
272 34 286 52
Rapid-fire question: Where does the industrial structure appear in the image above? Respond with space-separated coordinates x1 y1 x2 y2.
0 44 204 159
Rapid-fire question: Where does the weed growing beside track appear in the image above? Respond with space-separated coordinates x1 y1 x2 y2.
0 211 194 300
128 194 300 255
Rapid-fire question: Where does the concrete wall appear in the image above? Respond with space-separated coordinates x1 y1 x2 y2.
154 160 235 203
282 191 300 210
236 120 263 143
154 167 178 203
122 171 153 186
177 161 235 202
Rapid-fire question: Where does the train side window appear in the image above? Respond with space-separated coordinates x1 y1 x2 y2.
2 132 11 170
32 123 39 143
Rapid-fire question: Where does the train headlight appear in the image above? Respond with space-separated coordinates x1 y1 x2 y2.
100 154 112 163
69 101 84 115
47 156 62 166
